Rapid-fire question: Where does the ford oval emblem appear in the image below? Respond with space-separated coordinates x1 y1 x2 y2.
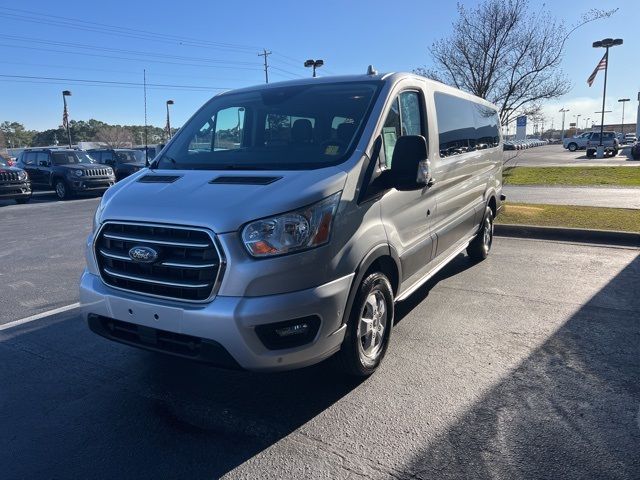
128 246 158 264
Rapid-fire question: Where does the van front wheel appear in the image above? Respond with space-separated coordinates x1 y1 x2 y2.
467 206 494 262
336 272 394 377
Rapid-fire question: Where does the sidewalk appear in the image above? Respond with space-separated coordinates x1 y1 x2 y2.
503 185 640 209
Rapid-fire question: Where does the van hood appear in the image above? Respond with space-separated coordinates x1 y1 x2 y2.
99 167 348 233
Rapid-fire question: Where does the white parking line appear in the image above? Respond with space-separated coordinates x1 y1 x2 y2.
0 303 80 332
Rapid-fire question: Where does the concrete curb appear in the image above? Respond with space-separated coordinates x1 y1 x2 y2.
495 223 640 247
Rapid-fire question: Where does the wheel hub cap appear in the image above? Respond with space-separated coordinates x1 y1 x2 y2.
358 291 387 361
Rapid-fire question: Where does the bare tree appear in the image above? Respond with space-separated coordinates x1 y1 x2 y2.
415 1 617 125
0 130 5 148
95 126 133 148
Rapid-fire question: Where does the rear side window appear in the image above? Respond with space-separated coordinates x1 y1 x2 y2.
434 92 500 157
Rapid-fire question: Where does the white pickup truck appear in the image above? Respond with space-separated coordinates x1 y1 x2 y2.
563 132 590 151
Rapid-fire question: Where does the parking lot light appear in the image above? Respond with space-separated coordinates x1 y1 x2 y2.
304 59 324 77
593 38 623 156
618 98 630 135
559 108 570 140
165 100 174 141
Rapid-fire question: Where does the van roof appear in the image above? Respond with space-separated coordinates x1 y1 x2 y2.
215 72 498 109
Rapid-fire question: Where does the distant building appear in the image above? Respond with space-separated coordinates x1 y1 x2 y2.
590 123 637 133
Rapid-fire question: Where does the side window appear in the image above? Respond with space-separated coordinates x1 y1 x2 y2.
36 152 50 165
381 91 424 168
214 106 245 150
90 152 102 162
102 151 114 162
23 152 36 165
435 92 475 157
435 92 499 157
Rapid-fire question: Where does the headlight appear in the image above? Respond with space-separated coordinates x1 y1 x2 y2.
18 170 28 181
68 169 83 177
107 168 114 175
92 201 105 232
242 192 341 258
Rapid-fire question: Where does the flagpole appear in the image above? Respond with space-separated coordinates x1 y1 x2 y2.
599 50 608 149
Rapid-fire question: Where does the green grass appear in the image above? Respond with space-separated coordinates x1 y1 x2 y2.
503 167 640 187
497 203 640 232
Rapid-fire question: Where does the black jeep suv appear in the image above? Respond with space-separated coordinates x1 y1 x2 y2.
87 148 145 181
0 154 31 204
16 149 115 200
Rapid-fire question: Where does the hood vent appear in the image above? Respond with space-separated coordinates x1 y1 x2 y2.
209 175 282 186
138 174 181 183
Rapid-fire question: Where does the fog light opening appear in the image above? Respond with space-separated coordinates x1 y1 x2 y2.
275 322 309 337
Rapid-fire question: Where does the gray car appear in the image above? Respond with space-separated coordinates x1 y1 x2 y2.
80 72 504 376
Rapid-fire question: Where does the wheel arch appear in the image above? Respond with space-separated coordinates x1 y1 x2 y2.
340 244 401 327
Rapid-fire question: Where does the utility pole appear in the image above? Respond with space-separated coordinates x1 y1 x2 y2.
143 69 149 166
559 108 569 141
258 49 271 84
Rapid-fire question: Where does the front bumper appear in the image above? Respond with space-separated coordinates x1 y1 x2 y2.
0 182 31 200
69 178 115 193
79 270 352 371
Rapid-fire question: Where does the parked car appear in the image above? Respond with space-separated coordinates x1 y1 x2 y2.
585 132 619 157
631 142 640 160
16 148 115 200
563 132 591 151
81 72 504 376
0 154 31 204
624 133 637 145
87 148 146 181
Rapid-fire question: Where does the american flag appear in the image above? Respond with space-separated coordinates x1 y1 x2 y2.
587 52 607 87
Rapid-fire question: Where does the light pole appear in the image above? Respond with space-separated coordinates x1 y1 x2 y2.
584 117 591 130
574 114 581 134
165 100 174 141
304 59 324 77
618 98 630 135
593 38 623 157
62 90 72 148
559 108 570 141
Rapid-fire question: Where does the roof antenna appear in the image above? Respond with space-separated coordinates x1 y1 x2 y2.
367 65 378 76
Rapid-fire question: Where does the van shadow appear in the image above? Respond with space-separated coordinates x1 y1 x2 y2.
0 253 480 480
402 254 640 479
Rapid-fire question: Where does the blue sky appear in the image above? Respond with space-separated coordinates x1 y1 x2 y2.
1 0 637 133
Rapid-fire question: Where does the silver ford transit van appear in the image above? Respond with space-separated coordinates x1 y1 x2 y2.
81 72 503 376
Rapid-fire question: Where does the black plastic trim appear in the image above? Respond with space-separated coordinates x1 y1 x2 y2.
209 175 282 185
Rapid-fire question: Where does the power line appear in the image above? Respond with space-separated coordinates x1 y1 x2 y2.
0 7 261 53
0 43 263 71
0 73 229 91
2 34 258 66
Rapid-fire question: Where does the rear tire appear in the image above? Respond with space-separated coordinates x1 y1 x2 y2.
336 272 394 377
467 206 494 262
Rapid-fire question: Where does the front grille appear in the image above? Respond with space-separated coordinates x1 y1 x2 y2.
0 171 21 183
86 168 110 177
95 222 223 302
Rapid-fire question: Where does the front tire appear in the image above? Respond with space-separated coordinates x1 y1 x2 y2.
54 179 71 200
467 206 494 262
336 272 394 377
568 143 577 152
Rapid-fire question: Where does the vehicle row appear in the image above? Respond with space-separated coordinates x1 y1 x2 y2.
503 138 549 150
0 147 148 204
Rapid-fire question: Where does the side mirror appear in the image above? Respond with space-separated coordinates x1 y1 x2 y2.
389 135 432 190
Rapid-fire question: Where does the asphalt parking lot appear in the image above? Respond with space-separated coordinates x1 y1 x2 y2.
1 194 639 479
503 144 639 166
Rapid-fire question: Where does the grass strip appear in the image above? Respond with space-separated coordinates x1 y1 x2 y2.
503 166 640 187
497 203 640 233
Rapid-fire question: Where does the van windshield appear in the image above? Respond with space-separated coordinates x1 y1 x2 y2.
155 81 382 170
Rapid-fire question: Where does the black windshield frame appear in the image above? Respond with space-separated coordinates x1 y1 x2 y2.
154 80 383 171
